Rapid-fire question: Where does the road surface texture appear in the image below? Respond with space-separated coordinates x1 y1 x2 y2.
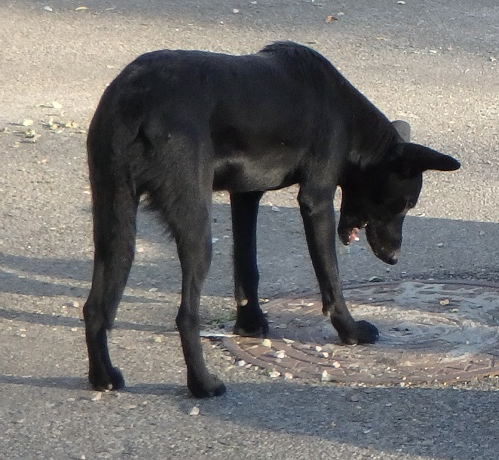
0 1 498 459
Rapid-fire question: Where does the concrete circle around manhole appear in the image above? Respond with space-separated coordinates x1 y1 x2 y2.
222 281 499 385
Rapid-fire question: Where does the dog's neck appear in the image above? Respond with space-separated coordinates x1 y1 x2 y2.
346 109 397 170
329 74 398 170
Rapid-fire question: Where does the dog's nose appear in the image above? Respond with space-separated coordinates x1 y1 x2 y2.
378 248 400 265
386 248 400 265
386 255 398 265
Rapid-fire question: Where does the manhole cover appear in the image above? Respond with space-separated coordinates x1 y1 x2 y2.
222 281 499 385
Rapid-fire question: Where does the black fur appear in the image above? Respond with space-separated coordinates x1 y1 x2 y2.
83 42 460 398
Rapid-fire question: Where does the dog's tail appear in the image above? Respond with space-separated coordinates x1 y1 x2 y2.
85 114 139 330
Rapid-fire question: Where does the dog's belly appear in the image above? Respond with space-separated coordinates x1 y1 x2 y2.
213 154 299 192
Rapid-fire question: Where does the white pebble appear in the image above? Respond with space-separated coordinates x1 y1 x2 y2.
262 338 272 348
189 406 200 416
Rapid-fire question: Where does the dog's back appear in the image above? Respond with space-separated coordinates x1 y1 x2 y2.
88 42 395 195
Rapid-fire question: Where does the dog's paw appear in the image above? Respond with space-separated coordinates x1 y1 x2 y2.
233 320 269 337
188 373 226 399
333 318 379 345
89 366 125 391
355 320 379 344
233 309 269 337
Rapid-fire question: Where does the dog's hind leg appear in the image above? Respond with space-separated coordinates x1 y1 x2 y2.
148 156 226 398
167 194 226 398
230 191 269 336
298 186 379 345
83 171 138 391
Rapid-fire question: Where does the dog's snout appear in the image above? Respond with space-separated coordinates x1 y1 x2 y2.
374 248 400 265
386 253 399 265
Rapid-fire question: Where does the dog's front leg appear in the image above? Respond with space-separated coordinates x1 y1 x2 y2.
230 192 269 336
298 188 379 344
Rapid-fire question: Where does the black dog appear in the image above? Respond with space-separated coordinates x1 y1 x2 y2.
83 42 460 398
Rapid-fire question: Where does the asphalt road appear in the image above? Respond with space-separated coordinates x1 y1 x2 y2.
0 1 498 459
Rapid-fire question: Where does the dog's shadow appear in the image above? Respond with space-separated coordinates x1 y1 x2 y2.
0 371 494 460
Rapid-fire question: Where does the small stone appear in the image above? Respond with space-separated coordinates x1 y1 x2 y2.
70 327 78 332
153 336 162 343
332 361 341 369
235 360 246 367
368 276 383 282
321 370 331 382
232 8 240 14
262 338 272 348
349 393 361 402
437 242 444 248
282 338 294 344
272 350 286 359
269 370 280 379
21 119 33 126
189 406 200 416
439 299 450 306
91 392 102 401
271 205 280 212
284 373 293 380
315 345 322 352
50 101 62 109
319 352 329 358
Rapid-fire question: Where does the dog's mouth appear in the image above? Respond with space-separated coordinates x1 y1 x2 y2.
348 227 361 244
339 223 367 246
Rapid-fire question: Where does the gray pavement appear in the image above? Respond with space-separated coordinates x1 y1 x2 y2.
1 1 498 459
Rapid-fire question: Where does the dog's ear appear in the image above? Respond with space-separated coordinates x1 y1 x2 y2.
392 120 411 142
395 143 461 177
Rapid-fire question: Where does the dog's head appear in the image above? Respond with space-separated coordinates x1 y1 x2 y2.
338 121 460 265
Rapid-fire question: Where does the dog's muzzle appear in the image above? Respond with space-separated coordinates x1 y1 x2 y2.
365 222 402 265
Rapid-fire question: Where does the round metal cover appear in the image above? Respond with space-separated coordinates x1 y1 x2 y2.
222 281 499 385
